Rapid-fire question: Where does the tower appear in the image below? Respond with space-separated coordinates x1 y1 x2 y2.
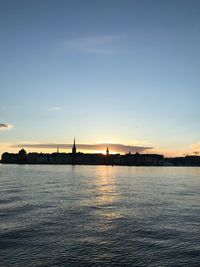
106 147 109 156
72 138 76 154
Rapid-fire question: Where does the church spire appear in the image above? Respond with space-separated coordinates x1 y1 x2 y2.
72 138 76 154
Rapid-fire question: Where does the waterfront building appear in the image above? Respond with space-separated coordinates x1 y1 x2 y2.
106 147 109 156
72 138 76 154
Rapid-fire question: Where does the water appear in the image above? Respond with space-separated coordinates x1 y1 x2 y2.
0 165 200 267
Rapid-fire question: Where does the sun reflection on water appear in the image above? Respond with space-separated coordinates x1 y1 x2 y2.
93 166 123 222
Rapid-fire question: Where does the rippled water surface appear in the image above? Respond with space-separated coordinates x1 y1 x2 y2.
0 165 200 266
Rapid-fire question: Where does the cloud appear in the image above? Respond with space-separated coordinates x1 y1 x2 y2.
63 34 125 54
0 123 14 130
13 142 153 154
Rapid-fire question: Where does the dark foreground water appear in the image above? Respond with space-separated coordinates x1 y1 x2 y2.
0 165 200 267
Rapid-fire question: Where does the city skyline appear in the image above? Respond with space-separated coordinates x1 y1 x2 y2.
0 0 200 157
10 139 154 155
2 139 200 166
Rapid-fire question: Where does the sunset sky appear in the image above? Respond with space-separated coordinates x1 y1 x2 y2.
0 0 200 156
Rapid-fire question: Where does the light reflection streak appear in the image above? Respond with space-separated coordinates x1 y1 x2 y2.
77 166 124 236
93 166 123 222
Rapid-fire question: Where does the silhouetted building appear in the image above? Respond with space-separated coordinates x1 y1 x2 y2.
1 143 199 166
166 155 200 166
72 138 77 164
18 149 27 164
72 138 76 154
106 147 109 156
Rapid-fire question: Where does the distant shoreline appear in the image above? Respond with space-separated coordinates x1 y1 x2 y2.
1 162 200 167
1 149 200 167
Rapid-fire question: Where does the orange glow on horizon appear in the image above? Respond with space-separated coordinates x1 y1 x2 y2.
0 142 198 158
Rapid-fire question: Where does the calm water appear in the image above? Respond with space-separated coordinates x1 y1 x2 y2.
0 165 200 267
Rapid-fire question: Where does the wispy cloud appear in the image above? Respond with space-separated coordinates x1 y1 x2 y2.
63 34 125 54
0 123 14 131
13 142 153 154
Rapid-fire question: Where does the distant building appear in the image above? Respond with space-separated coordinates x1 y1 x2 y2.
106 147 109 156
18 149 27 164
2 139 199 166
72 138 76 154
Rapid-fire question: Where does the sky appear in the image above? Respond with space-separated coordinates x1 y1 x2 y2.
0 0 200 156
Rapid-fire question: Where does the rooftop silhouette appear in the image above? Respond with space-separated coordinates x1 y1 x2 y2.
1 139 200 166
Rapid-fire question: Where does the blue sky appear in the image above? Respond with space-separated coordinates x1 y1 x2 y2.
0 0 200 156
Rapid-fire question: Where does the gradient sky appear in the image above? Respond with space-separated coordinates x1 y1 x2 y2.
0 0 200 156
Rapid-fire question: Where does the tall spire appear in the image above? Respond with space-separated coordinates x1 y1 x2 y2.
72 138 76 154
